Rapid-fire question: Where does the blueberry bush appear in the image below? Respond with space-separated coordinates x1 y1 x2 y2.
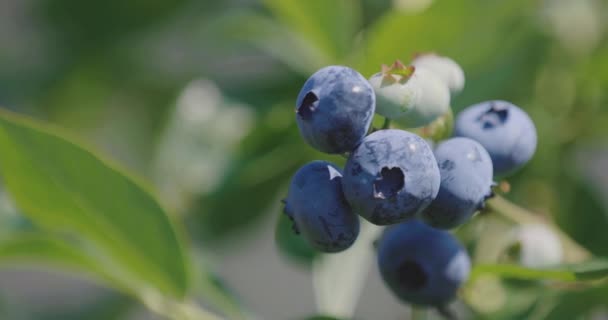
0 0 608 319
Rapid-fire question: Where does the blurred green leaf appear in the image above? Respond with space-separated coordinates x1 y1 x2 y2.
360 0 539 77
192 112 345 240
0 233 126 292
361 1 469 75
453 34 549 110
303 316 346 320
263 0 361 62
210 11 331 74
38 0 188 50
0 110 190 298
556 170 608 257
471 259 608 282
34 292 137 320
584 42 608 85
567 259 608 280
192 253 247 320
275 209 318 266
191 106 322 240
543 285 608 320
198 272 246 319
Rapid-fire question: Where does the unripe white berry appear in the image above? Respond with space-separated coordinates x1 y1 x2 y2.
412 54 465 95
516 224 563 268
369 65 450 128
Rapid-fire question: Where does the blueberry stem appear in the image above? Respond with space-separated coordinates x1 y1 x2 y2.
382 117 391 130
486 195 590 262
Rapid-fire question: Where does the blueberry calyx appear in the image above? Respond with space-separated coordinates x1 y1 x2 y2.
296 91 318 120
477 189 496 211
485 189 496 200
397 260 427 290
379 60 415 86
373 167 405 199
477 103 509 129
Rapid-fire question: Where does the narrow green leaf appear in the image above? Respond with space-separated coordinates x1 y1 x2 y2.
0 110 190 298
568 259 608 280
471 259 608 283
471 264 576 282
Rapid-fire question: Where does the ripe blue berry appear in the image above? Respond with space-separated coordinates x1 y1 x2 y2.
295 66 376 154
421 137 494 229
342 129 440 225
284 161 360 252
377 220 471 307
454 100 537 176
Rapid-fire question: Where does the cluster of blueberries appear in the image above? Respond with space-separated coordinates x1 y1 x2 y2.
282 54 537 311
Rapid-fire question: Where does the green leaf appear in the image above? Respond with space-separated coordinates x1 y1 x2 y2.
191 253 248 320
34 292 136 320
472 264 575 282
543 285 608 319
567 259 608 280
556 170 608 257
208 11 331 75
263 0 361 62
39 0 187 50
191 111 327 240
359 0 536 76
303 316 346 320
0 233 126 292
0 110 190 298
471 259 608 282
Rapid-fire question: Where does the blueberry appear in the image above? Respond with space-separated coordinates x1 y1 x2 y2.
421 137 494 229
284 161 360 252
341 129 440 225
411 53 465 95
369 61 450 128
295 66 376 154
377 220 471 307
454 100 537 176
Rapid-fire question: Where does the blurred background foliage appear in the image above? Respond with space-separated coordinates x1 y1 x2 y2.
1 0 608 319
